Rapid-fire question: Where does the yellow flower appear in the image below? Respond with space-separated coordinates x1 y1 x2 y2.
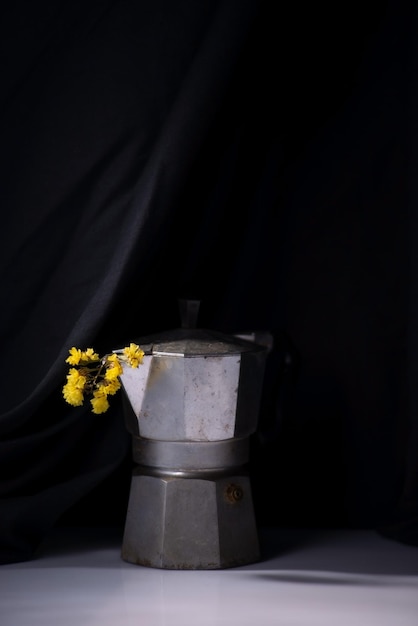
62 368 87 406
63 384 84 406
123 343 144 368
91 390 110 414
81 348 100 362
66 367 87 388
65 347 83 366
105 354 123 379
102 378 121 396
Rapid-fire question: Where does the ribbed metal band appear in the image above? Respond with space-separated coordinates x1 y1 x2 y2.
132 465 250 480
131 436 250 470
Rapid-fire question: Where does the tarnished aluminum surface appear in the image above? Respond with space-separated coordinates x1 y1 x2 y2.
119 332 267 442
121 472 259 570
131 436 250 469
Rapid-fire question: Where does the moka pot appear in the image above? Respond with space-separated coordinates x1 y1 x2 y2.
118 302 269 569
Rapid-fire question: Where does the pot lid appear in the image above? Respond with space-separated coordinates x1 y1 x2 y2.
135 328 267 357
131 300 269 357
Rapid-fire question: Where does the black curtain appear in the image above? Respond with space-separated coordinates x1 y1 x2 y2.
1 0 417 564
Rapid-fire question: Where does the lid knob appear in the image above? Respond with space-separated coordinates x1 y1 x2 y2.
178 298 201 329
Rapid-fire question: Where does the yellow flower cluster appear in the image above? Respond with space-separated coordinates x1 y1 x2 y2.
62 343 144 414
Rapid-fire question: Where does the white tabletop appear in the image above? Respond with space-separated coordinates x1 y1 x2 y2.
1 527 417 626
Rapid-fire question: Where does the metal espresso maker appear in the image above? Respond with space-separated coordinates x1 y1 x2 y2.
118 300 270 569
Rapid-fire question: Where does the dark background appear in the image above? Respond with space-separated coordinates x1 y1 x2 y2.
1 0 417 564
